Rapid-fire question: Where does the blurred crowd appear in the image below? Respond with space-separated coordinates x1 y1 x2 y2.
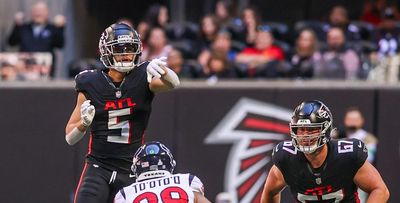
0 1 64 81
0 52 52 81
4 0 400 83
101 0 400 83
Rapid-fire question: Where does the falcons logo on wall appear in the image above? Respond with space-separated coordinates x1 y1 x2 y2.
205 98 292 203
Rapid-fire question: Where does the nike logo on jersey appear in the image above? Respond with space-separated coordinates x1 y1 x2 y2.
129 174 135 178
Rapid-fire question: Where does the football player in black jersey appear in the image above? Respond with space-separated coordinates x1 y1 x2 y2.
65 23 180 203
261 100 389 203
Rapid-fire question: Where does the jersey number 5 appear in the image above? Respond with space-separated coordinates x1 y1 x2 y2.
133 186 189 203
107 108 132 144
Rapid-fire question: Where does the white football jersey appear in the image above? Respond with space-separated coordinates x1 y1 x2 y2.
114 173 205 203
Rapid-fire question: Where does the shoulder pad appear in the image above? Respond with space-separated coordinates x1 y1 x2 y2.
74 69 98 92
272 141 297 172
74 69 97 80
137 61 149 68
335 138 367 154
113 189 126 202
273 141 298 157
335 138 368 169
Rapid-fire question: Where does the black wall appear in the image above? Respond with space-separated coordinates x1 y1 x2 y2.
0 85 398 202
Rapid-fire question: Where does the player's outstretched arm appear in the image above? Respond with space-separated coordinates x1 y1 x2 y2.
65 92 93 145
261 165 287 203
354 161 390 203
194 191 211 203
147 57 180 93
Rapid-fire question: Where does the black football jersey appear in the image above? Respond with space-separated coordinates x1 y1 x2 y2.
272 138 368 203
75 62 153 172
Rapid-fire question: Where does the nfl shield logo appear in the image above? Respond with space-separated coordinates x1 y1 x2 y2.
115 90 122 98
316 177 322 185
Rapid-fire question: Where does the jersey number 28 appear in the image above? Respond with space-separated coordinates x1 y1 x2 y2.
133 186 189 203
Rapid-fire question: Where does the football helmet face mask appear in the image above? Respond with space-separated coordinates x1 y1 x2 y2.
99 23 142 72
131 141 176 182
290 100 334 154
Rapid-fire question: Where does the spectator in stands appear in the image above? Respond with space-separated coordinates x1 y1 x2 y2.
141 27 173 61
22 57 42 81
235 26 284 78
198 30 238 69
314 27 360 79
167 48 201 78
360 0 385 26
0 62 17 81
146 4 169 28
8 1 65 77
288 29 320 79
342 107 378 203
198 14 221 50
365 5 400 83
215 0 237 28
204 52 236 83
136 22 150 48
328 5 361 41
11 58 28 80
237 6 262 46
375 6 400 57
136 4 169 48
342 107 378 163
212 30 238 62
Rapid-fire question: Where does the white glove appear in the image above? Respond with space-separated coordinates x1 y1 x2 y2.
147 57 167 82
81 100 95 127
